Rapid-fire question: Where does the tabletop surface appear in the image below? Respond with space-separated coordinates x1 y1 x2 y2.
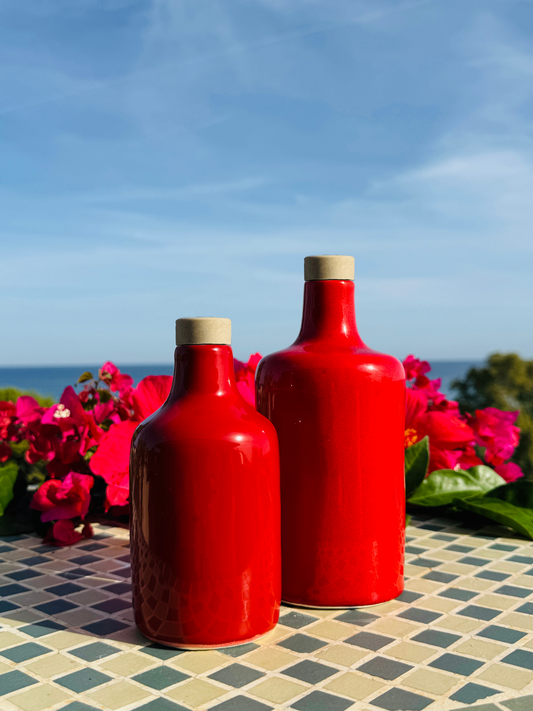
1 516 533 711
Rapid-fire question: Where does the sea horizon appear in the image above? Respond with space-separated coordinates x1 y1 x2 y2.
0 360 481 401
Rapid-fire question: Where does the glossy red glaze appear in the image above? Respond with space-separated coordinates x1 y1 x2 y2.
130 345 281 648
256 279 405 608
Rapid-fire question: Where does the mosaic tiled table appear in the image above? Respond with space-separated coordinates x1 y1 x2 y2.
2 518 533 711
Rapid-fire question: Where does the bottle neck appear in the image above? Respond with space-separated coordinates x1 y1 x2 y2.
169 345 238 399
295 280 364 344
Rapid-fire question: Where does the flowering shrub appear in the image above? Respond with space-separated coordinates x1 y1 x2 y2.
0 354 529 544
403 355 523 482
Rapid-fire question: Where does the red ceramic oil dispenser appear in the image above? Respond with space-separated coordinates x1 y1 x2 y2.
256 256 405 607
130 318 281 647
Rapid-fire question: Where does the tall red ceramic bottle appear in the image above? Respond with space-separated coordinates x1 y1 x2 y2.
256 256 405 607
130 318 281 647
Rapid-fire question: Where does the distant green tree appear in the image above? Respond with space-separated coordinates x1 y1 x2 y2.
0 387 55 407
451 353 533 478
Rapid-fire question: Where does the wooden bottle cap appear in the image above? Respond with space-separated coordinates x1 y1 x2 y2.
175 318 231 345
304 255 355 281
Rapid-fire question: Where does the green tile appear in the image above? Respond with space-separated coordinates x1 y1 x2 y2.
56 668 113 693
0 670 38 695
69 642 119 662
0 642 51 663
132 666 189 690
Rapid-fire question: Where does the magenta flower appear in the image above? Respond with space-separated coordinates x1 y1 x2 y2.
30 471 94 522
470 407 520 467
494 461 524 482
234 353 262 406
99 361 134 396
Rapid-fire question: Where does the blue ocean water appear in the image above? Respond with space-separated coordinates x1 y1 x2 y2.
0 361 480 402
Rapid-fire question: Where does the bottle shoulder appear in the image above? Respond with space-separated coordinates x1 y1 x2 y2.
257 343 405 382
132 394 278 447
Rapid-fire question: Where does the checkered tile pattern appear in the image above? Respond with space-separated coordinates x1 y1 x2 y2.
2 517 533 709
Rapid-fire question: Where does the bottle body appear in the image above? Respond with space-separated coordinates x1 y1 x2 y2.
256 280 405 607
130 345 281 647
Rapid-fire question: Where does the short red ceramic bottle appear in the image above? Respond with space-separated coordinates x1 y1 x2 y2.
256 256 405 607
130 318 281 648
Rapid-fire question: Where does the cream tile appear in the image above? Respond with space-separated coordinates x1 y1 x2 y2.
315 644 368 667
25 654 80 678
387 641 436 663
10 684 71 711
434 615 481 633
370 600 403 613
405 564 426 577
87 680 152 709
26 575 63 589
477 663 533 690
476 594 516 610
404 579 442 594
523 637 533 650
0 659 12 674
429 550 461 561
307 620 353 641
371 619 419 638
0 631 23 649
70 590 110 606
513 575 533 589
167 678 227 706
44 631 91 650
56 608 105 626
404 668 458 694
454 638 505 660
172 651 226 673
249 676 306 703
325 671 384 700
98 651 155 676
0 610 44 625
455 577 493 592
490 561 527 573
439 563 477 575
500 613 533 631
9 592 53 606
245 647 298 671
260 625 292 643
421 597 460 613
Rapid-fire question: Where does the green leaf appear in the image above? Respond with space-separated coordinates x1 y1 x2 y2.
97 388 113 403
405 514 411 527
489 480 533 509
465 465 507 491
454 496 533 541
77 371 94 384
0 462 19 516
408 466 506 508
405 436 429 498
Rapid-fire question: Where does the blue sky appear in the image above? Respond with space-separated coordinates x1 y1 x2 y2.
1 0 532 365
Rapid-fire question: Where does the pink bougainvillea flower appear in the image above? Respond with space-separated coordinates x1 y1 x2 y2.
15 396 44 427
44 519 93 547
403 355 430 380
0 401 17 441
130 376 172 421
234 353 262 407
404 387 476 474
470 407 520 467
0 441 12 462
31 472 94 522
90 420 138 509
494 461 524 482
90 375 173 510
402 355 432 388
99 361 134 396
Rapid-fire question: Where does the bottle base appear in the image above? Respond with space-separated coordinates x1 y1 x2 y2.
282 589 404 610
138 626 275 650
